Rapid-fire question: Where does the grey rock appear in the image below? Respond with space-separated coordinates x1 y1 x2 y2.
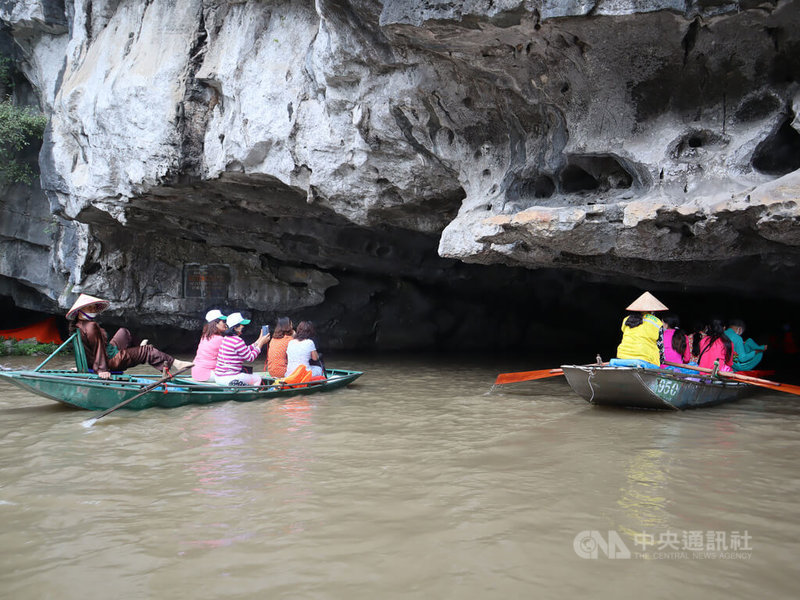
0 0 798 350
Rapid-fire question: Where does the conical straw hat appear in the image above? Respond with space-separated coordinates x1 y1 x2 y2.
66 293 110 319
626 291 668 312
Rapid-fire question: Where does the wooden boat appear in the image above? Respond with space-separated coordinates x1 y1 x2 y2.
0 333 362 411
560 364 751 410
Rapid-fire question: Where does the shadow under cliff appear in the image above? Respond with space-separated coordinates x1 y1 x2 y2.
4 279 798 379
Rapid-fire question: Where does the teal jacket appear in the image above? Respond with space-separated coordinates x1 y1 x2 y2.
724 328 765 370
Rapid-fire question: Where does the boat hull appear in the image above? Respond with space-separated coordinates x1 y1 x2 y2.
561 365 751 410
0 369 363 411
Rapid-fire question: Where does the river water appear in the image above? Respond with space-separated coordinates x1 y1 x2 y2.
1 352 798 599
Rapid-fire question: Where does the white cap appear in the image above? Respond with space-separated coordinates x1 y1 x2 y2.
205 309 227 322
226 312 251 328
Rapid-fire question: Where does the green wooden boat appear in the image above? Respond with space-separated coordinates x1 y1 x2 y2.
0 333 363 411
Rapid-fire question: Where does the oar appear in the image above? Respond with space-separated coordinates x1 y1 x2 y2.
81 364 193 427
494 368 564 385
663 361 800 396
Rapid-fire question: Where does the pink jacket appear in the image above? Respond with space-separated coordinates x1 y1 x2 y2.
191 335 224 381
697 337 733 372
663 328 691 365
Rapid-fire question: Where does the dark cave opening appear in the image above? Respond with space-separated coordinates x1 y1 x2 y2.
735 93 781 122
533 175 556 198
3 279 798 378
751 118 800 176
560 164 598 193
560 155 635 194
506 174 556 202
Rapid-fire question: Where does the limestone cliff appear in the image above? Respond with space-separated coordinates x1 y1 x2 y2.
1 0 798 349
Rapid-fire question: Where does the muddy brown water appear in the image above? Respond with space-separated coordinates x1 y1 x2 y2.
1 353 798 599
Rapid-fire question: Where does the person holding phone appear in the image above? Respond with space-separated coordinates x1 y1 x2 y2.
266 317 294 377
215 312 270 386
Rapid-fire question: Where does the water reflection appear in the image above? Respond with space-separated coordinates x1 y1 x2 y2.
265 399 315 534
177 398 321 549
615 411 750 545
279 398 315 433
186 406 249 498
617 447 671 533
615 417 679 537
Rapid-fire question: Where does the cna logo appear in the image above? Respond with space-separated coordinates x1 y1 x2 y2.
573 530 632 559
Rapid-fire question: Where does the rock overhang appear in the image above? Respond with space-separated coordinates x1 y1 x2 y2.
0 0 798 350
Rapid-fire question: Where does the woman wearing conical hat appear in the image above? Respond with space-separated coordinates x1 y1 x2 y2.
614 292 668 368
66 293 192 379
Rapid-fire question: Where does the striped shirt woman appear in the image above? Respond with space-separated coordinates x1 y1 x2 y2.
214 312 270 386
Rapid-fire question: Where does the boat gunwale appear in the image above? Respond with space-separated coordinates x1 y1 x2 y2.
561 364 749 389
1 368 361 391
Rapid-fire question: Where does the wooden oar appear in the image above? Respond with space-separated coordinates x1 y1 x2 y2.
494 368 564 385
664 361 800 396
81 364 193 427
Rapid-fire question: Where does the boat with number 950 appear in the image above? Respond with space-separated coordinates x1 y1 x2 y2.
560 364 751 410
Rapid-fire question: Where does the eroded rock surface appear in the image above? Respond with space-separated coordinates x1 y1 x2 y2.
1 0 798 349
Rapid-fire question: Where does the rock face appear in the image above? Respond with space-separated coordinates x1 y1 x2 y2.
0 0 798 350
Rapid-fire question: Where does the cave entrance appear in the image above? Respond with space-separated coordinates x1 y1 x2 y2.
752 117 800 176
560 155 635 194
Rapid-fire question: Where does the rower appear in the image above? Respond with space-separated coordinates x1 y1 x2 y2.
610 291 668 369
66 293 192 379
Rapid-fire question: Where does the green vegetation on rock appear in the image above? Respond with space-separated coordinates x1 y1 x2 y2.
0 53 47 185
0 337 68 356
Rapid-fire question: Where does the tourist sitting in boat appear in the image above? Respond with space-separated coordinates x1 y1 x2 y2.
611 291 668 369
696 318 734 372
214 312 270 386
67 293 193 379
661 314 692 368
687 320 706 363
286 321 325 378
266 317 294 378
190 309 228 382
724 319 767 372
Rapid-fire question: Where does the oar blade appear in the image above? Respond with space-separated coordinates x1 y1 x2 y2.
746 380 800 397
495 368 564 385
664 361 800 397
81 363 193 426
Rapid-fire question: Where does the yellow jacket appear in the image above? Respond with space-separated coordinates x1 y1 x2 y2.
616 313 663 366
